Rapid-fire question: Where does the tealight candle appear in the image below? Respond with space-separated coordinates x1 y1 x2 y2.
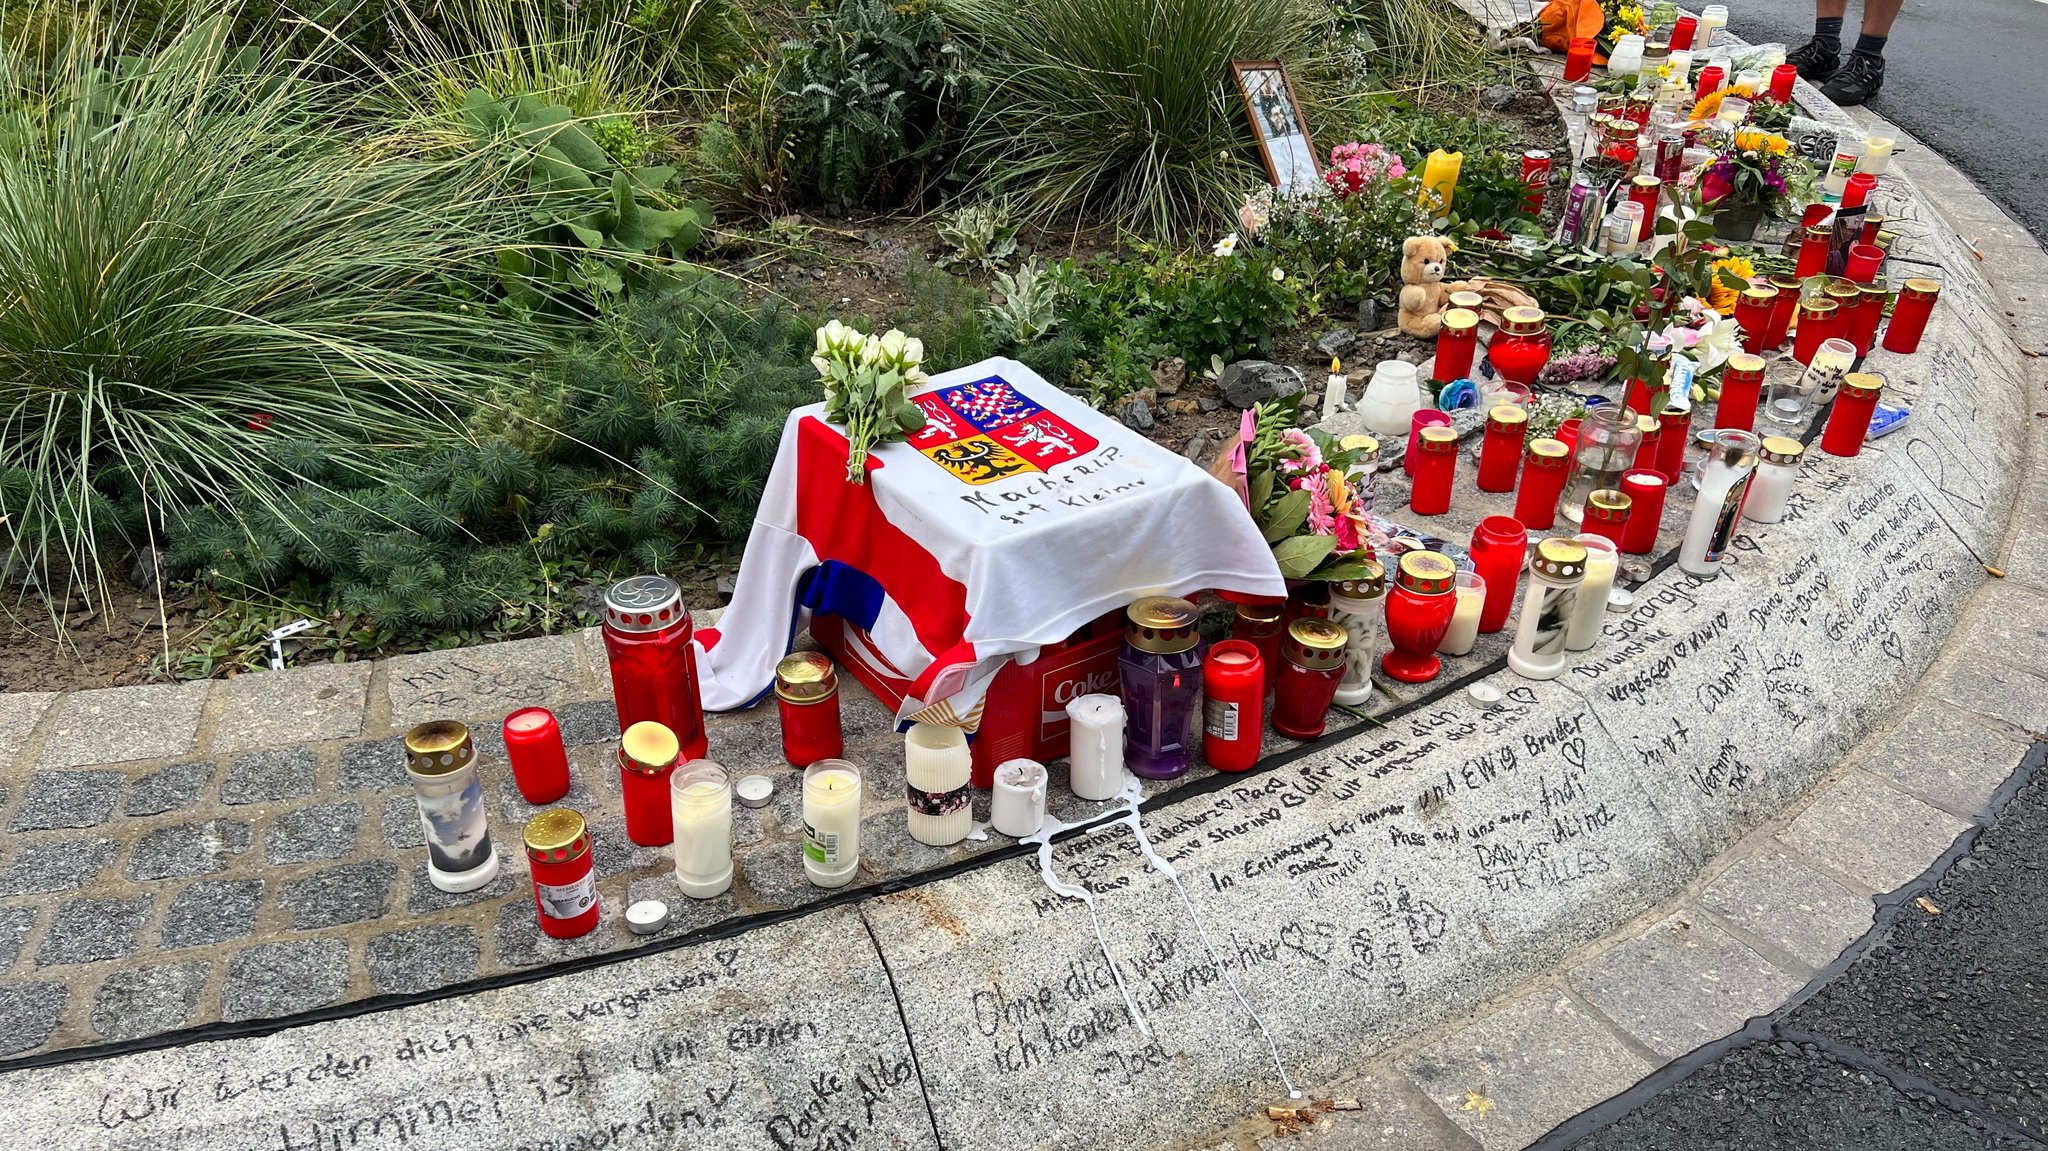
802 760 862 888
1064 694 1126 801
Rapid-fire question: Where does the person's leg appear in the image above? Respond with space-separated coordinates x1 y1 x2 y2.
1824 0 1899 105
1788 1 1848 81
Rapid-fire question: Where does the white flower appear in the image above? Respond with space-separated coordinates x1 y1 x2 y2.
859 334 885 366
1213 232 1239 258
877 329 909 362
1270 266 1285 282
1692 314 1740 373
811 354 832 377
901 336 925 366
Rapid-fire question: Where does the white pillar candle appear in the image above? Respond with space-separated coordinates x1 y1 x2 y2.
1064 694 1127 801
1321 358 1348 422
802 760 862 888
1564 535 1618 652
1436 571 1486 656
670 761 733 898
903 723 972 846
1857 137 1894 176
991 759 1049 839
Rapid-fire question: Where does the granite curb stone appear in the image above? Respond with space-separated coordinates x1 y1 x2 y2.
35 682 207 768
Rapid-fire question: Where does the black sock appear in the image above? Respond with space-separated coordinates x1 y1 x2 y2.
1852 32 1887 57
1814 16 1844 42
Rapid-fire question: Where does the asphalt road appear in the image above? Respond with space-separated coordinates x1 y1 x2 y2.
1540 743 2048 1150
1732 0 2048 242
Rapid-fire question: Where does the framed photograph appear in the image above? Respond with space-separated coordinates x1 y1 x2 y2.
1232 60 1320 197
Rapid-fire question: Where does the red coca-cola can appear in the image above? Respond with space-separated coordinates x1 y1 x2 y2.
1520 149 1552 215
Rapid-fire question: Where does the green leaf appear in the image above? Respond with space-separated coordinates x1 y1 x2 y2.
1260 489 1309 543
894 401 925 431
1248 467 1273 513
1308 558 1376 582
1271 535 1337 579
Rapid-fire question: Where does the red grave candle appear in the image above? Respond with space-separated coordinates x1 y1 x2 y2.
1845 242 1884 284
1795 225 1833 280
1435 308 1479 383
1716 353 1766 432
1694 63 1724 102
1230 601 1285 692
1654 405 1691 483
523 809 600 940
1847 285 1888 356
601 576 708 761
1203 640 1266 769
1671 14 1697 49
1623 378 1654 418
1861 215 1886 245
1841 172 1876 210
1735 286 1778 355
1770 64 1798 103
1564 36 1595 82
1381 552 1458 685
1627 175 1662 242
1883 278 1941 354
1619 469 1668 555
1792 299 1841 366
503 707 571 805
1272 622 1347 741
1487 307 1553 386
1409 425 1458 516
1583 489 1631 547
1469 516 1528 635
1513 439 1571 531
1763 274 1802 351
775 652 844 768
1822 372 1884 457
618 721 679 847
1631 413 1662 472
1406 410 1451 476
1477 405 1527 493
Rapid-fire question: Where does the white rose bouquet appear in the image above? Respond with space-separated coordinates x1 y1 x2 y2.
812 320 930 484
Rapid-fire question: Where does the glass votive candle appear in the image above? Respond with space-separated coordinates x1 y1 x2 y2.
1436 572 1486 657
1883 278 1941 353
1767 337 1855 427
670 761 734 899
802 759 862 888
1735 286 1778 355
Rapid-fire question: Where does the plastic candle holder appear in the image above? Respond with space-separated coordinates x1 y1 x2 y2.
502 707 570 806
1488 308 1553 387
1763 273 1803 350
1841 172 1876 210
1769 64 1798 102
1405 409 1452 476
1792 299 1841 365
1883 278 1941 353
1716 353 1766 433
1436 572 1487 657
1795 226 1833 279
1679 430 1762 576
1848 285 1888 356
404 721 499 894
1272 621 1347 740
1745 436 1805 524
1230 601 1286 692
1409 426 1458 516
1631 413 1662 473
1328 566 1388 707
669 762 734 898
1434 308 1479 382
1845 243 1884 284
1469 516 1529 634
1735 287 1778 355
1477 405 1528 493
1202 640 1266 772
1582 489 1631 548
1564 37 1596 81
524 809 599 939
1823 372 1885 457
1694 63 1724 101
775 652 844 769
802 760 863 888
1619 470 1667 554
1627 175 1662 241
1507 539 1587 682
1514 439 1571 531
1565 534 1620 653
601 575 708 761
618 721 681 847
1654 405 1691 483
1768 338 1854 428
1381 552 1458 685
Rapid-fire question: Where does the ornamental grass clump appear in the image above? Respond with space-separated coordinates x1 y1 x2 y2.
0 7 544 609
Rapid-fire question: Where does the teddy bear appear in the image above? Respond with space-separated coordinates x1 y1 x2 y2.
1397 235 1455 338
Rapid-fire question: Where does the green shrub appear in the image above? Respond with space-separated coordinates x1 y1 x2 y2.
774 0 979 208
947 0 1359 239
0 9 543 607
1333 0 1492 91
171 271 818 636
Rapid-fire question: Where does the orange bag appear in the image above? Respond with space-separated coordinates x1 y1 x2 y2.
1538 0 1606 58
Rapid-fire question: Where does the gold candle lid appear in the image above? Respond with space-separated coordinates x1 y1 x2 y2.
1840 371 1884 400
1339 434 1380 457
1282 618 1347 672
1419 425 1458 453
1501 306 1547 336
1740 285 1778 304
1630 174 1662 192
1824 280 1861 303
1442 307 1480 333
1587 489 1632 523
1760 435 1805 465
775 651 838 703
404 721 474 777
1635 413 1660 436
1527 438 1570 467
1531 538 1588 581
1124 596 1200 655
1332 558 1387 600
1448 290 1485 310
619 721 680 776
1800 299 1838 316
1724 351 1766 378
1395 550 1457 595
523 808 589 863
1768 272 1804 292
1901 277 1941 298
1488 405 1529 429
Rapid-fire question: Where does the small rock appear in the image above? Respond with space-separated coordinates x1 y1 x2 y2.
1314 412 1371 439
1398 347 1429 365
1315 329 1357 358
1198 396 1221 413
1218 360 1305 409
1302 388 1322 408
1118 398 1155 430
1164 398 1200 417
1150 357 1188 397
1181 429 1222 461
125 546 165 590
1357 299 1380 331
715 572 738 597
1483 83 1516 110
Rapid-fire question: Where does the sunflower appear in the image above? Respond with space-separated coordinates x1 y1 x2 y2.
1733 129 1791 156
1706 254 1757 315
1691 82 1760 124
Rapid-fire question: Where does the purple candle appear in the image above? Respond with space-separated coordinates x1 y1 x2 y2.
1116 597 1205 780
